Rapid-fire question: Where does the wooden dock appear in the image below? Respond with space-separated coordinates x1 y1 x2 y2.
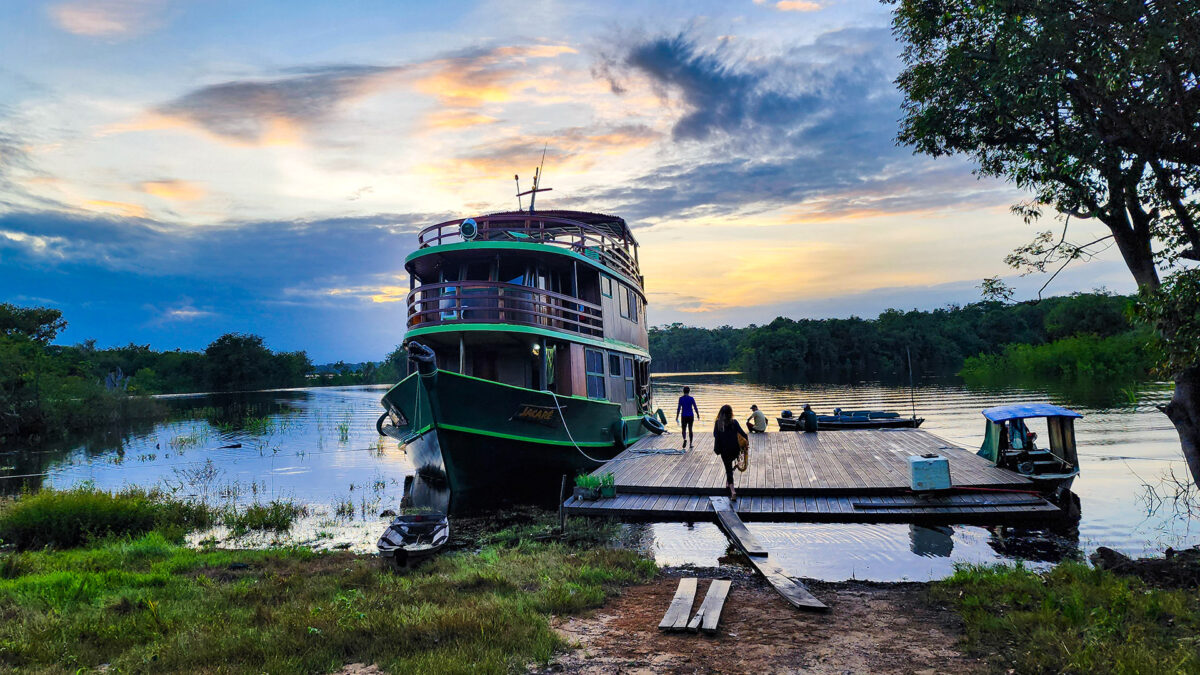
563 429 1060 523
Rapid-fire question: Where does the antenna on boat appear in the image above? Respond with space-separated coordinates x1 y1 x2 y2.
515 144 552 213
906 347 917 420
514 174 523 210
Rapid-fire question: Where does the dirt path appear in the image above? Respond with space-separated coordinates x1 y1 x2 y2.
543 569 983 674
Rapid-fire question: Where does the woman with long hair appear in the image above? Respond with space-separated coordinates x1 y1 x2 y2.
712 404 748 500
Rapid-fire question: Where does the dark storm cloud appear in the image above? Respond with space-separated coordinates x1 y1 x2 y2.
0 209 432 284
591 27 1012 223
157 65 408 143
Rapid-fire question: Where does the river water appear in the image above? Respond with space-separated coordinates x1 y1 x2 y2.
2 375 1195 581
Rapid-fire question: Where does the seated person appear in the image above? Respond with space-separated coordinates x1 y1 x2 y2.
747 405 768 433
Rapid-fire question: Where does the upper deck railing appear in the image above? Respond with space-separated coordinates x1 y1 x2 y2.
407 281 604 338
417 214 642 287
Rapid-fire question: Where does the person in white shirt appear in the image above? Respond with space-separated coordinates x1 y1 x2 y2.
747 404 768 433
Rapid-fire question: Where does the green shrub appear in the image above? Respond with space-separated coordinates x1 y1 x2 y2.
574 473 601 489
223 500 307 535
0 488 214 550
960 330 1153 381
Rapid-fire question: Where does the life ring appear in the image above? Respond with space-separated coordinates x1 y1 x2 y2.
641 414 666 435
376 412 389 437
610 419 628 448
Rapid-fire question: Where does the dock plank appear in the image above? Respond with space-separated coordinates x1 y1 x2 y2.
658 577 699 631
697 579 733 634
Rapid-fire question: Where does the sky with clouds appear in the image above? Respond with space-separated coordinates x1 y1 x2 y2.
0 0 1135 362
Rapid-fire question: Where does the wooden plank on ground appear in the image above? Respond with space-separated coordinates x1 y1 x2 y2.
710 496 767 556
696 579 733 634
747 554 828 612
658 577 698 631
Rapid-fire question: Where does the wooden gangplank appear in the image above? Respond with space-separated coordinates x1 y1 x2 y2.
710 496 766 554
710 496 827 612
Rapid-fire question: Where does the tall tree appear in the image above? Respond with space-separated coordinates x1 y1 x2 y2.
888 0 1200 481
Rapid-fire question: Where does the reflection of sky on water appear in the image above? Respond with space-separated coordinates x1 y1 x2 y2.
649 522 1057 582
10 386 414 515
4 377 1195 581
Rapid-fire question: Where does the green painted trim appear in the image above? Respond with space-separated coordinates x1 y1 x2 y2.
436 367 621 407
405 241 644 296
439 422 617 448
406 323 651 359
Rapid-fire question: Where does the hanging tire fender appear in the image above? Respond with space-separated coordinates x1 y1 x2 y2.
610 419 628 448
641 414 667 435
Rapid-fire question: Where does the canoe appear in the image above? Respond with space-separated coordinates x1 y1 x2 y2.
377 513 450 568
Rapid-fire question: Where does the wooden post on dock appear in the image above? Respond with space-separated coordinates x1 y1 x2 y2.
558 475 568 531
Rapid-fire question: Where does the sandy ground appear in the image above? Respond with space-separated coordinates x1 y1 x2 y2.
541 568 984 675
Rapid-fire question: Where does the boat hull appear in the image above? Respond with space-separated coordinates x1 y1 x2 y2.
380 370 650 504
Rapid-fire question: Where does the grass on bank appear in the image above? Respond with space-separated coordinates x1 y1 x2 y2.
0 487 306 550
0 529 654 673
936 562 1200 674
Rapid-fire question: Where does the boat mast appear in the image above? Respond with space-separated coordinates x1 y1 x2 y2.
515 145 552 213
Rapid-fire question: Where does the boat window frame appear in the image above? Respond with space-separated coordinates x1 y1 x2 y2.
600 274 613 298
608 353 621 376
627 287 639 324
584 348 606 400
622 357 635 400
618 282 630 318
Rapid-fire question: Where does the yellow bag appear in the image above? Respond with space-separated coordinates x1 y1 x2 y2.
735 434 749 472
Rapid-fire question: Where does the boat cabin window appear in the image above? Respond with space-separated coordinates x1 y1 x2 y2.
618 282 630 318
608 354 621 375
585 349 606 399
623 357 635 399
628 288 639 324
601 275 613 298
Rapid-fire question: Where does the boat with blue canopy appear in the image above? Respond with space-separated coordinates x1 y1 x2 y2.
977 403 1082 493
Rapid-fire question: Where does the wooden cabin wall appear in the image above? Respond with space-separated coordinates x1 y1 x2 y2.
599 277 649 350
567 343 587 397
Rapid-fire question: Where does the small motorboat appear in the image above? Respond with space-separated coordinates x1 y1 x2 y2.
977 403 1081 494
377 512 450 568
778 408 923 431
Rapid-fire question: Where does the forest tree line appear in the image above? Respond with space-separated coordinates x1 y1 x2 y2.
649 292 1148 381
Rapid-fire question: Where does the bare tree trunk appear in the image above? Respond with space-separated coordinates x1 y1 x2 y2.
1163 367 1200 484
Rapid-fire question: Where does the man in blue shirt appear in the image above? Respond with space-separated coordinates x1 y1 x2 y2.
676 386 700 449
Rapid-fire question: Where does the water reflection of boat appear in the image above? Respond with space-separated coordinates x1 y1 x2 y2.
377 208 658 501
377 513 450 568
977 403 1082 494
777 409 924 431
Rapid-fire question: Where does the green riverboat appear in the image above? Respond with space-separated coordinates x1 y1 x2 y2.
377 207 661 500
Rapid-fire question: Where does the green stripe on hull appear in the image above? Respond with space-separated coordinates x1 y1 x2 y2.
380 369 652 496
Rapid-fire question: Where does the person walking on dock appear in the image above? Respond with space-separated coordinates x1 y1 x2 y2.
713 404 748 501
747 405 768 433
800 404 818 434
676 386 700 449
